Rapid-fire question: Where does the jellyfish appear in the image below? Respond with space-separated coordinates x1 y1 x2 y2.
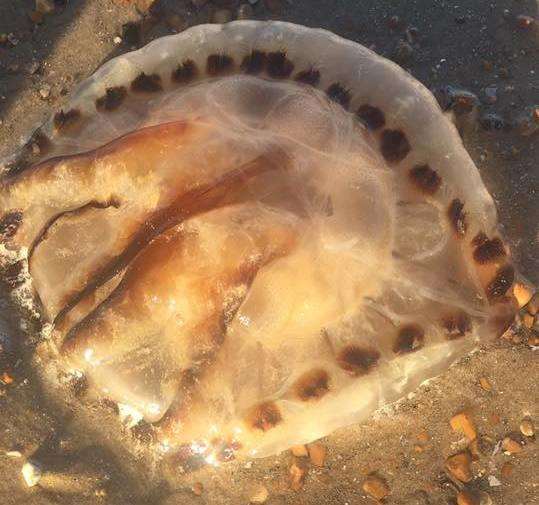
0 21 521 459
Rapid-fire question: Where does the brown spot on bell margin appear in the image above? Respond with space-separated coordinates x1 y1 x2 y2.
293 368 330 401
448 198 467 237
130 72 163 93
408 164 441 195
240 50 267 75
356 104 386 130
442 311 472 340
471 232 488 247
326 83 351 109
393 324 425 354
266 51 294 79
53 109 81 132
337 345 380 376
246 401 282 431
380 129 411 163
95 86 127 112
172 59 198 84
0 211 23 241
473 237 506 264
206 54 234 76
295 68 320 86
486 264 515 303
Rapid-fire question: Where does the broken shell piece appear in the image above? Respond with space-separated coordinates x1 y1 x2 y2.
21 460 42 487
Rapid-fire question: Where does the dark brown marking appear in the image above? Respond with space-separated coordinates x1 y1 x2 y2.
473 237 506 264
380 129 411 163
486 264 515 302
471 232 488 247
172 59 198 84
356 104 386 130
337 345 380 376
448 199 467 237
53 108 81 132
393 324 425 354
246 401 282 431
240 50 267 75
130 72 163 93
295 68 320 86
293 368 330 401
408 164 441 195
206 54 234 76
326 83 351 109
0 211 23 241
95 86 127 112
266 51 294 79
442 311 472 340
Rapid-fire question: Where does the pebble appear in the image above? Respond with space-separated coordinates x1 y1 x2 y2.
450 412 477 441
192 481 203 496
21 461 42 487
479 112 506 131
435 85 479 114
501 436 523 454
7 33 19 46
362 475 390 500
482 85 498 104
394 39 414 62
514 105 539 136
289 461 306 491
291 445 308 457
308 443 326 467
500 462 513 479
113 36 122 45
237 3 254 19
519 418 535 437
35 0 55 14
457 490 480 505
488 475 501 487
513 283 534 308
479 377 492 391
516 15 536 29
212 9 232 23
445 452 473 482
249 483 269 503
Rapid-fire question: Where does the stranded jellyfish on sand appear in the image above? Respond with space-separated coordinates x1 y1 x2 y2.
0 21 520 459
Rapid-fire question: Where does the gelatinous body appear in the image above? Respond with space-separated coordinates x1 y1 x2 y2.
0 21 518 459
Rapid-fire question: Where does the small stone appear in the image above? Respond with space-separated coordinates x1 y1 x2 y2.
291 444 308 457
479 377 492 391
36 0 55 14
6 450 22 458
519 419 535 437
192 482 203 496
488 475 501 487
212 8 232 23
516 15 535 29
483 85 498 104
166 14 187 32
434 86 479 115
289 461 306 491
450 412 477 441
362 475 390 500
513 283 534 308
394 39 414 62
445 452 473 482
308 443 326 467
514 106 539 137
27 60 41 75
522 313 534 329
482 60 493 72
500 462 513 479
22 461 42 487
480 112 505 131
113 36 122 45
7 33 19 46
38 85 51 99
237 3 254 19
249 483 269 503
457 490 480 505
502 436 523 454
